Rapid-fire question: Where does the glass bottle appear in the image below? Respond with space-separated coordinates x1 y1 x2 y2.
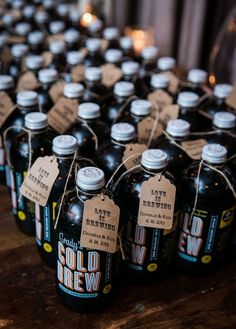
24 54 45 79
140 46 159 85
119 37 135 59
48 40 66 73
49 20 66 36
177 69 208 98
121 61 147 97
84 38 104 67
27 31 45 55
84 67 108 103
104 49 123 67
157 57 176 73
103 27 120 49
64 29 80 51
37 68 58 113
7 44 29 82
14 22 32 38
63 50 85 83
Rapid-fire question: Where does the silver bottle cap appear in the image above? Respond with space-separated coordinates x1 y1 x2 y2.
26 55 44 70
105 49 122 63
166 119 190 137
38 69 57 84
188 69 207 84
52 135 78 155
213 111 236 129
64 29 80 43
86 38 102 52
85 67 102 81
25 112 48 130
141 149 168 169
23 5 35 18
28 31 44 45
17 90 38 107
103 27 119 40
88 19 103 33
49 21 65 34
157 57 176 71
141 46 159 60
151 73 170 89
78 102 100 119
15 22 32 36
0 75 14 90
131 99 152 116
63 83 84 98
177 91 199 107
57 3 70 16
11 44 28 57
67 51 85 65
35 11 48 24
121 61 139 75
202 144 227 164
76 167 105 191
111 123 135 141
213 84 233 99
43 0 53 9
114 81 135 97
49 40 65 54
120 36 133 50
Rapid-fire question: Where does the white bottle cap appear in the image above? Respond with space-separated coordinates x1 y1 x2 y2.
52 135 78 155
188 69 207 84
213 84 233 99
157 57 176 71
28 31 44 45
78 102 100 119
0 75 14 90
177 92 199 107
85 67 102 81
103 27 119 40
26 55 44 70
3 14 15 26
49 40 65 54
131 99 152 116
105 49 123 64
23 5 35 18
141 46 159 60
86 38 102 52
166 119 190 137
43 0 53 9
17 90 38 107
49 21 65 34
66 51 85 65
12 0 24 9
63 83 84 98
76 166 105 191
69 10 80 23
201 144 227 164
15 22 32 36
35 11 48 24
111 123 135 141
25 112 48 130
141 149 168 169
151 73 170 89
114 81 135 97
57 3 70 16
120 36 133 50
121 61 139 75
11 44 28 57
64 29 80 43
88 19 103 33
38 69 57 84
213 111 236 129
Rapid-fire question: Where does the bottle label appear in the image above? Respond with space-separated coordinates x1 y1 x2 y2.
101 64 122 88
137 117 163 145
122 143 147 170
0 92 15 127
138 175 176 229
20 156 59 207
181 139 207 160
178 205 235 264
57 231 116 299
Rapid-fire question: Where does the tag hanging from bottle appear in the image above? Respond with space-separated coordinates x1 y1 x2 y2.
0 92 15 127
49 80 65 104
159 104 179 126
137 116 163 145
101 64 122 87
138 175 176 229
16 71 40 92
80 194 120 253
122 143 147 170
148 89 173 114
20 156 59 207
181 139 207 160
71 64 85 83
162 71 180 94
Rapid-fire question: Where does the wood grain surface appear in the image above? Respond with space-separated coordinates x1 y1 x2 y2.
0 185 236 329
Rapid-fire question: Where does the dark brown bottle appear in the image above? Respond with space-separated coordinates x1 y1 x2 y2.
104 49 123 67
177 69 208 98
24 54 45 79
148 73 172 96
87 19 103 38
84 67 108 103
63 82 86 104
48 40 66 73
140 46 159 86
14 22 32 38
121 61 147 97
49 20 66 36
84 38 104 67
35 11 49 33
63 50 85 83
27 31 45 55
22 5 36 27
103 27 120 49
119 37 135 59
64 29 81 51
37 68 58 113
177 144 236 274
7 44 29 82
119 149 180 282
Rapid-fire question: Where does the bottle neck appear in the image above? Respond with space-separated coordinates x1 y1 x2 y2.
152 86 169 93
114 94 130 102
202 160 225 169
79 117 99 124
167 133 188 142
27 127 48 135
179 105 196 114
77 186 103 197
111 138 133 146
212 124 234 132
141 165 166 175
86 79 102 88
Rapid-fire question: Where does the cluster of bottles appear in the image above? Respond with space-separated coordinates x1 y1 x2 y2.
0 0 236 313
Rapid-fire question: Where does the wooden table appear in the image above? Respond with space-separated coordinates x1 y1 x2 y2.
0 185 236 329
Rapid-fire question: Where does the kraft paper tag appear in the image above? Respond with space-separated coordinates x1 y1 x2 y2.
20 156 59 207
101 64 122 88
138 116 163 145
0 46 12 68
181 139 207 160
47 33 64 43
101 39 108 52
159 104 179 126
226 84 236 112
138 175 176 229
80 195 120 253
0 92 15 127
148 90 173 115
163 71 179 94
49 80 66 103
47 97 78 134
7 35 25 45
122 143 147 170
71 64 85 83
42 51 53 67
17 71 40 92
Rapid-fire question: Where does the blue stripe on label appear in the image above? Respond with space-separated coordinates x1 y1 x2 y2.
126 263 143 271
150 228 160 261
178 251 197 262
205 215 218 253
43 205 50 241
58 283 98 298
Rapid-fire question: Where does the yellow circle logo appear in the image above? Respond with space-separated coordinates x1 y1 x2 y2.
201 255 212 264
43 243 53 253
147 263 158 272
18 211 26 221
103 284 112 294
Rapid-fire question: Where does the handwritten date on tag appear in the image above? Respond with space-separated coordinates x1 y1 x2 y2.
20 156 59 207
138 175 176 229
80 195 120 253
122 143 147 170
101 64 122 88
0 92 15 127
226 83 236 112
138 116 163 145
181 139 207 160
48 97 78 134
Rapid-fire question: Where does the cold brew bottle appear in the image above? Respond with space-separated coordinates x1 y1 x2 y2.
121 61 147 97
27 31 45 55
63 82 86 104
63 50 85 83
119 37 134 59
48 41 66 73
177 69 208 98
140 46 159 85
9 112 51 235
177 144 236 274
14 22 32 38
84 67 108 103
49 20 66 36
35 11 49 32
7 44 29 82
87 19 103 38
56 166 120 312
35 135 78 268
120 149 180 282
103 27 120 49
84 38 103 67
37 68 58 113
24 54 45 79
64 29 80 51
69 102 109 158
